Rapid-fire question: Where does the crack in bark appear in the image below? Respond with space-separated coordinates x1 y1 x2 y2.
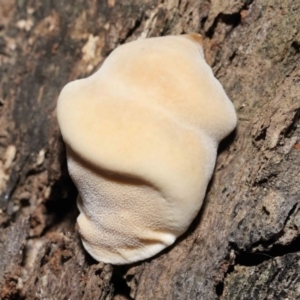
119 12 145 44
216 235 300 298
205 0 254 39
111 265 133 299
216 203 300 297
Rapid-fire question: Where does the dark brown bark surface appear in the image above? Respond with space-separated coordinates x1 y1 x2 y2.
0 0 299 299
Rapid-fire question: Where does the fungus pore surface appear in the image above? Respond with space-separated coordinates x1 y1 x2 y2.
57 34 237 264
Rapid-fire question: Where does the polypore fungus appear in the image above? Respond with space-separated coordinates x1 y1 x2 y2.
57 33 237 264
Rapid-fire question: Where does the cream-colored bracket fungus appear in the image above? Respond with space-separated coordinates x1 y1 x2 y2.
57 33 237 265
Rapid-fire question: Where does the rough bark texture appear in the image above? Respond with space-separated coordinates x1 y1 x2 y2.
0 0 299 299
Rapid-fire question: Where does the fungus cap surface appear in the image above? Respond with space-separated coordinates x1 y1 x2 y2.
57 33 237 264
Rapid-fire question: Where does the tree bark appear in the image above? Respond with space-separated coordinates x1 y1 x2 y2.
0 0 299 299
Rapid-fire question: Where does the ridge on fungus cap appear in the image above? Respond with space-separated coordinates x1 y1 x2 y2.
56 33 237 264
